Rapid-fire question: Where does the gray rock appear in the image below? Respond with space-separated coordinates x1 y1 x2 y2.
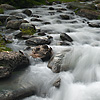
22 9 32 16
10 12 27 18
76 9 100 20
60 33 73 42
53 78 61 88
0 86 36 100
6 20 28 30
87 22 100 28
60 15 70 20
0 51 30 78
0 4 16 10
26 36 52 46
48 53 65 73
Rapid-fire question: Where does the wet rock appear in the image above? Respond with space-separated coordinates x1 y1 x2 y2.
60 33 73 42
31 14 40 18
57 41 72 46
87 22 100 28
48 12 55 15
6 15 23 22
24 46 31 51
0 14 10 23
31 18 43 22
48 53 65 73
53 78 61 88
94 0 100 4
49 7 55 10
97 3 100 10
0 65 12 79
0 86 36 100
57 10 62 13
0 51 30 78
10 12 27 18
26 36 52 46
0 4 16 10
31 45 52 61
76 9 100 20
42 22 51 25
6 20 28 30
67 2 96 10
20 23 36 30
38 32 46 36
22 35 34 39
22 9 32 16
60 15 70 20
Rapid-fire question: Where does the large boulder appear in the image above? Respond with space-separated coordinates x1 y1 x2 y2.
6 20 28 30
10 12 27 18
31 45 52 61
0 4 16 10
19 23 36 35
76 9 100 20
87 21 100 28
22 9 32 16
0 86 36 100
6 15 23 22
26 36 52 46
0 51 30 78
48 53 65 73
67 2 96 10
60 33 73 42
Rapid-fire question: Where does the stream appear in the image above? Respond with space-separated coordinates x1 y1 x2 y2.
1 3 100 100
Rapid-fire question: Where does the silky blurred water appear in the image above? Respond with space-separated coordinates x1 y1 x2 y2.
2 3 100 100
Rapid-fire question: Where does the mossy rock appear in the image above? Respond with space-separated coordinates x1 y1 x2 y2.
20 23 36 35
0 34 12 52
0 8 4 14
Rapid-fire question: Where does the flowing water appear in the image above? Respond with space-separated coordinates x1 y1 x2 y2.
1 3 100 100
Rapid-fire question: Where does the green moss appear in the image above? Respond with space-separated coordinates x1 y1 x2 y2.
0 8 4 14
0 34 12 52
20 27 36 35
0 21 2 26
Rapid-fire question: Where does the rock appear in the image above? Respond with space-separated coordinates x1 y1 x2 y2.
19 23 36 35
31 18 43 22
0 86 36 100
53 78 61 88
87 22 100 28
76 9 100 20
31 45 52 61
42 22 51 25
97 3 100 10
0 14 10 23
31 14 40 18
20 23 36 30
60 33 73 42
26 36 52 46
94 0 100 4
24 46 31 51
22 35 34 39
49 7 55 10
57 41 72 46
38 32 46 36
0 51 30 78
6 15 23 22
60 15 70 20
0 65 12 79
6 20 28 30
67 2 96 10
0 4 16 10
57 10 62 13
10 12 27 18
22 9 32 16
48 53 65 73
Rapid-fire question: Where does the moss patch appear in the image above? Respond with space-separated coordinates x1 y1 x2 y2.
0 8 4 14
20 28 36 35
0 34 12 52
